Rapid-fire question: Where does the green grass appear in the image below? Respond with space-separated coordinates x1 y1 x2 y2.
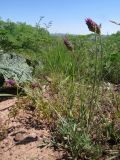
24 35 119 159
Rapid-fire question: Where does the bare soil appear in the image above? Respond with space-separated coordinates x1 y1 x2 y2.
0 98 63 160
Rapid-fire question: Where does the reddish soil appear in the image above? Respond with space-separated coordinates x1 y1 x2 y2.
0 98 63 160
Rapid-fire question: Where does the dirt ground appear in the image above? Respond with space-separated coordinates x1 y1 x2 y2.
0 98 63 160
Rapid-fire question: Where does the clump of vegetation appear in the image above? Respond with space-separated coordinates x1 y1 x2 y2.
0 17 120 159
0 53 33 85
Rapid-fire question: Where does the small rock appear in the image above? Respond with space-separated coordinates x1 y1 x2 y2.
13 133 25 142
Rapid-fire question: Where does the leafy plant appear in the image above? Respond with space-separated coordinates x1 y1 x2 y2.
0 53 34 86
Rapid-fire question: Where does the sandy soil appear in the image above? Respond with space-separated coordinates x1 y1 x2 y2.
0 98 63 160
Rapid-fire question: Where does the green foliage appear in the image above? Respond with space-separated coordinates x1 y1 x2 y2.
106 121 120 144
104 52 120 84
41 36 90 83
57 118 93 159
0 18 51 53
0 53 33 85
101 32 120 84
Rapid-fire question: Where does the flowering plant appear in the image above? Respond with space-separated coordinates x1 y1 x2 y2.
5 79 16 87
63 36 74 51
85 18 101 34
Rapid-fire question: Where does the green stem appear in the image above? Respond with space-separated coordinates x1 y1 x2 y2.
89 33 98 123
99 34 104 81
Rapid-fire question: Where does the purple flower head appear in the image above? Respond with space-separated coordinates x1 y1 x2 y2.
85 18 101 34
63 36 74 51
5 79 16 87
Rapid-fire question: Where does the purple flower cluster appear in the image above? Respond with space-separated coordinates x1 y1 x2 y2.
85 18 101 34
5 79 16 87
63 36 74 51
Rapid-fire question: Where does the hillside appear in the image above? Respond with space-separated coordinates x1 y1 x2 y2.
0 18 120 160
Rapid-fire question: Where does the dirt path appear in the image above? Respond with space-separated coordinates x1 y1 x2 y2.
0 98 63 160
